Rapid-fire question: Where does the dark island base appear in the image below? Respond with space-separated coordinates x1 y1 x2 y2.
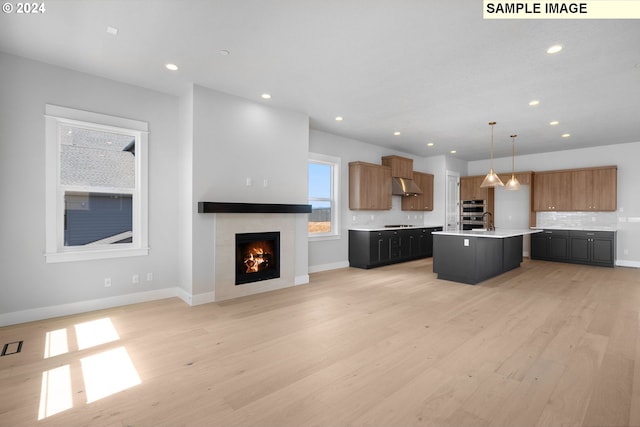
433 234 523 285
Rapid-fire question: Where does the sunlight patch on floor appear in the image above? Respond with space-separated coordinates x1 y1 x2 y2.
44 328 69 358
74 317 120 350
81 346 142 403
38 365 72 420
38 317 141 420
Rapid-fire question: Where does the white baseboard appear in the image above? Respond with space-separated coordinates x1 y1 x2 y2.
616 260 640 268
175 287 193 305
0 288 180 327
294 274 310 285
191 291 216 306
309 261 350 273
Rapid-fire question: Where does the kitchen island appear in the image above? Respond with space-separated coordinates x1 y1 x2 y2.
432 229 542 285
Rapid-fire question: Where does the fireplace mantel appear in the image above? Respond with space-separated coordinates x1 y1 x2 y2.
198 202 312 214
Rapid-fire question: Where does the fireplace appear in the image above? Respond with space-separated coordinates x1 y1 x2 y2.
235 232 280 285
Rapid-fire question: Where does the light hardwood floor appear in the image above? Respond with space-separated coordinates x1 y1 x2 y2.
2 258 640 426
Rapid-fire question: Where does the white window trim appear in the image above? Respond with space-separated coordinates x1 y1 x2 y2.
44 104 149 263
308 152 341 241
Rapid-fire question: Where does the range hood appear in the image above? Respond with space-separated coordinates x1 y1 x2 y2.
392 177 423 196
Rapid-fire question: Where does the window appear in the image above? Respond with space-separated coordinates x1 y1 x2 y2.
308 153 340 239
45 105 148 262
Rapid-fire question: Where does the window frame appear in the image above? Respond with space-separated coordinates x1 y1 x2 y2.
44 104 149 263
308 152 340 240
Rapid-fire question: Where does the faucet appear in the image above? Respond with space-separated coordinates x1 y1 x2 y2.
482 212 495 231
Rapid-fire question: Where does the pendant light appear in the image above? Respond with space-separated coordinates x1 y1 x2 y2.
505 134 521 190
480 121 504 188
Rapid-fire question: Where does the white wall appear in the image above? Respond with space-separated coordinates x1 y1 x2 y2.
189 85 310 298
0 52 181 324
468 142 640 266
178 87 194 299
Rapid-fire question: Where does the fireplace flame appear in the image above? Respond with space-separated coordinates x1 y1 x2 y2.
236 233 279 285
243 246 271 273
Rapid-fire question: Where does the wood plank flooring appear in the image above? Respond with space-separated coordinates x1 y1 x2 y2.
2 259 640 426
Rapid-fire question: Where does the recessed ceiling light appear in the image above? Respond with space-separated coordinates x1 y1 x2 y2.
335 116 343 121
219 50 230 56
427 142 434 147
547 44 563 54
549 120 559 125
562 133 571 138
450 150 457 154
106 26 118 36
165 63 179 71
529 100 540 106
261 93 271 99
393 131 401 136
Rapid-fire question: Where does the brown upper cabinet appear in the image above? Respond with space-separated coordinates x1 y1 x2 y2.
349 162 392 210
533 171 572 211
381 155 413 179
570 166 617 211
460 175 489 201
533 166 617 212
402 171 434 211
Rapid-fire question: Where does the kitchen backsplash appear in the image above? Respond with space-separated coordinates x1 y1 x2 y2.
348 197 426 228
536 211 618 229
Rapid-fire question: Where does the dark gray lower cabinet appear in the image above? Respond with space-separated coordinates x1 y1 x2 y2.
569 230 616 267
531 229 616 267
531 230 569 261
349 227 442 269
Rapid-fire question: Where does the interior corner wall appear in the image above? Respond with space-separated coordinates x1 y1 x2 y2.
177 87 194 303
190 85 310 298
0 52 181 324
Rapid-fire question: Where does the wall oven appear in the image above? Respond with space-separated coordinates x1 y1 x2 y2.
460 200 487 230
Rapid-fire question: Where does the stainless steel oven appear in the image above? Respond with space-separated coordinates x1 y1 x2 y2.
460 200 487 230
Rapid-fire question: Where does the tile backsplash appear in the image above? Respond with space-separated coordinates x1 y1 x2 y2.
536 211 618 229
347 197 425 228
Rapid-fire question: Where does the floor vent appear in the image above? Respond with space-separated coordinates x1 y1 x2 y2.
1 341 23 356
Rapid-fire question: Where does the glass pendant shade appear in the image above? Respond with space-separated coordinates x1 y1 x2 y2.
505 174 521 190
480 122 504 188
481 168 504 187
504 134 520 191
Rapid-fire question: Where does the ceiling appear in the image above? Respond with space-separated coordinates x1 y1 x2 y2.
2 0 640 161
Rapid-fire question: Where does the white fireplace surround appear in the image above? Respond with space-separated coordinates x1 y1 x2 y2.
213 213 308 301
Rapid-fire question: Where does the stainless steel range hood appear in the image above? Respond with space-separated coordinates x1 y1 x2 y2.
391 177 423 196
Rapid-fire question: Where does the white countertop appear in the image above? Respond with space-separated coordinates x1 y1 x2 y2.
350 225 443 231
433 229 543 239
530 226 617 232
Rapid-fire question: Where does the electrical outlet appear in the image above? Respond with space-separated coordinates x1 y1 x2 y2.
104 278 112 287
132 274 139 284
146 272 153 281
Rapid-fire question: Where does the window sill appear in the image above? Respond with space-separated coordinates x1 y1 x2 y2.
45 247 149 263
